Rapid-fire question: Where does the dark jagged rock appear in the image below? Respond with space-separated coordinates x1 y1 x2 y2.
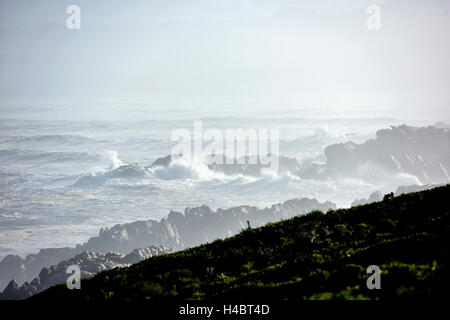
0 196 335 294
324 125 450 184
82 218 181 254
351 184 444 206
351 191 384 207
1 280 19 300
394 183 444 196
167 197 335 248
31 185 450 301
150 154 172 167
0 248 79 292
0 246 172 300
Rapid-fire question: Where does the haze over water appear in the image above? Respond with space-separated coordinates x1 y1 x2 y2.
1 0 449 258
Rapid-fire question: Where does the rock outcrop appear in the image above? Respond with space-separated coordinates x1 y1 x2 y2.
0 247 80 293
325 125 450 184
0 245 172 300
0 196 335 295
152 125 450 185
351 191 384 207
168 197 336 247
81 219 181 254
0 219 179 292
351 184 444 206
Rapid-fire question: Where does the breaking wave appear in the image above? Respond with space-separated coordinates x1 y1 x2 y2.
74 164 151 187
153 157 226 181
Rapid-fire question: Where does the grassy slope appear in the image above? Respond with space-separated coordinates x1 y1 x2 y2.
34 185 450 301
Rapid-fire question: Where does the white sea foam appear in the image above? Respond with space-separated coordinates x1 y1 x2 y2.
153 157 227 181
102 150 124 171
0 114 425 258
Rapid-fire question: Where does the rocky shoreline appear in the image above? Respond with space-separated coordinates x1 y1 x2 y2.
0 196 336 299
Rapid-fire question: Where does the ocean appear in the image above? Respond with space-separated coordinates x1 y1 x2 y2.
0 102 437 258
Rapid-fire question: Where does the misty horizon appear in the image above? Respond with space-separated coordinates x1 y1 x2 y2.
0 0 449 306
1 0 449 122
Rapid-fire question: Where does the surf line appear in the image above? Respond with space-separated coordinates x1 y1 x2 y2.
170 120 280 174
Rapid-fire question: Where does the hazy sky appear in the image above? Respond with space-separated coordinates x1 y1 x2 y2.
1 0 448 27
0 0 449 120
1 0 398 27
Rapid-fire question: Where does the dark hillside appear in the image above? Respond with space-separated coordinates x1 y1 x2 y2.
33 185 450 301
